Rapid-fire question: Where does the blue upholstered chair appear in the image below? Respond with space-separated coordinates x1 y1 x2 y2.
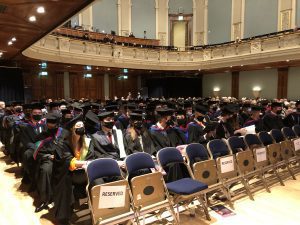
86 158 137 225
292 125 300 137
282 127 297 140
157 147 211 221
228 136 248 154
207 139 230 159
125 152 179 224
270 129 285 143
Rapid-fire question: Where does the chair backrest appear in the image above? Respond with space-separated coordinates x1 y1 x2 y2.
266 143 282 164
125 152 155 174
228 136 247 154
207 139 230 159
185 143 209 168
282 127 296 140
90 180 133 223
157 147 192 182
157 147 184 167
130 172 167 208
193 159 218 186
244 134 263 150
86 158 121 184
280 140 295 160
236 150 255 174
293 125 300 137
270 129 285 143
258 131 274 146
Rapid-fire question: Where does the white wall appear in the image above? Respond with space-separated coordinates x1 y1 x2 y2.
202 73 232 97
239 69 277 99
288 67 300 100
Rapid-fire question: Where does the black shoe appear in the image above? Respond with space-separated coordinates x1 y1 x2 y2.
35 202 49 213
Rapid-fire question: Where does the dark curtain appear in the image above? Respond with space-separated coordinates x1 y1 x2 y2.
146 77 202 98
0 67 24 103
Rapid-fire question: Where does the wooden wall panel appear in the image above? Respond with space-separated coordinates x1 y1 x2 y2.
231 71 239 98
23 72 64 101
69 73 104 100
277 67 288 99
109 75 138 99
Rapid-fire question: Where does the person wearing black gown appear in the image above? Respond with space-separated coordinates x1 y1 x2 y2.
149 108 173 154
284 101 300 127
89 111 120 159
243 105 265 133
33 113 62 212
52 115 95 225
124 113 156 155
187 104 208 144
262 102 285 131
167 110 188 147
21 103 47 185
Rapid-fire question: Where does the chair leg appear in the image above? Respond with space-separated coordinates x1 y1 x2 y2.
286 161 297 180
242 178 254 200
168 206 179 225
259 170 271 193
273 165 285 186
196 195 211 221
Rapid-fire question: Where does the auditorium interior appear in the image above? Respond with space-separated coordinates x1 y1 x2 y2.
2 0 300 225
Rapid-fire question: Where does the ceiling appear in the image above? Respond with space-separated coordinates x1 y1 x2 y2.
0 0 94 62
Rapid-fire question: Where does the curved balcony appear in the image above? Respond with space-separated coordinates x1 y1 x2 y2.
23 29 300 71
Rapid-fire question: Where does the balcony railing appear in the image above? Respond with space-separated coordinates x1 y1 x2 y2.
23 28 300 71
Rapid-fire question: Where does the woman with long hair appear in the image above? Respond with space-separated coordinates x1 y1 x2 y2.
52 115 95 225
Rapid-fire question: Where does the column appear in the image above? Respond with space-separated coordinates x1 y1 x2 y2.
155 0 169 46
63 72 70 99
104 73 110 100
277 67 288 99
118 0 132 36
231 71 239 98
231 0 245 40
193 0 208 45
79 5 93 30
278 0 294 31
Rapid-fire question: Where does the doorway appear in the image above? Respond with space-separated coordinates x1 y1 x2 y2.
169 14 192 49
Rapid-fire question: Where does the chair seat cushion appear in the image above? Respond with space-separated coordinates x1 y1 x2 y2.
166 178 208 195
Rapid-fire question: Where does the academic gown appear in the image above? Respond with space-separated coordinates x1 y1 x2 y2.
244 118 265 133
20 120 47 181
52 130 95 222
34 128 64 203
262 113 284 131
283 112 300 127
187 121 206 144
89 130 120 160
216 121 235 139
124 127 156 156
167 126 187 147
149 125 171 153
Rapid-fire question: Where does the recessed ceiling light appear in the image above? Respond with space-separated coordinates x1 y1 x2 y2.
96 67 99 70
198 69 201 71
37 6 45 14
230 66 233 68
11 37 16 42
8 41 12 46
241 65 244 67
29 16 36 22
107 68 110 71
286 59 290 62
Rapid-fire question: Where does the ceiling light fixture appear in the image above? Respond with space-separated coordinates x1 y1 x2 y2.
8 41 12 46
37 6 45 14
29 15 36 22
11 37 16 42
286 59 290 62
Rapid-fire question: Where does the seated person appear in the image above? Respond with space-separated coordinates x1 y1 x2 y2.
129 32 135 38
52 115 94 225
124 113 156 156
89 111 120 159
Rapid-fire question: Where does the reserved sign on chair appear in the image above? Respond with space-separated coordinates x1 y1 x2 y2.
98 185 127 209
220 156 234 173
255 147 267 162
293 139 300 151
